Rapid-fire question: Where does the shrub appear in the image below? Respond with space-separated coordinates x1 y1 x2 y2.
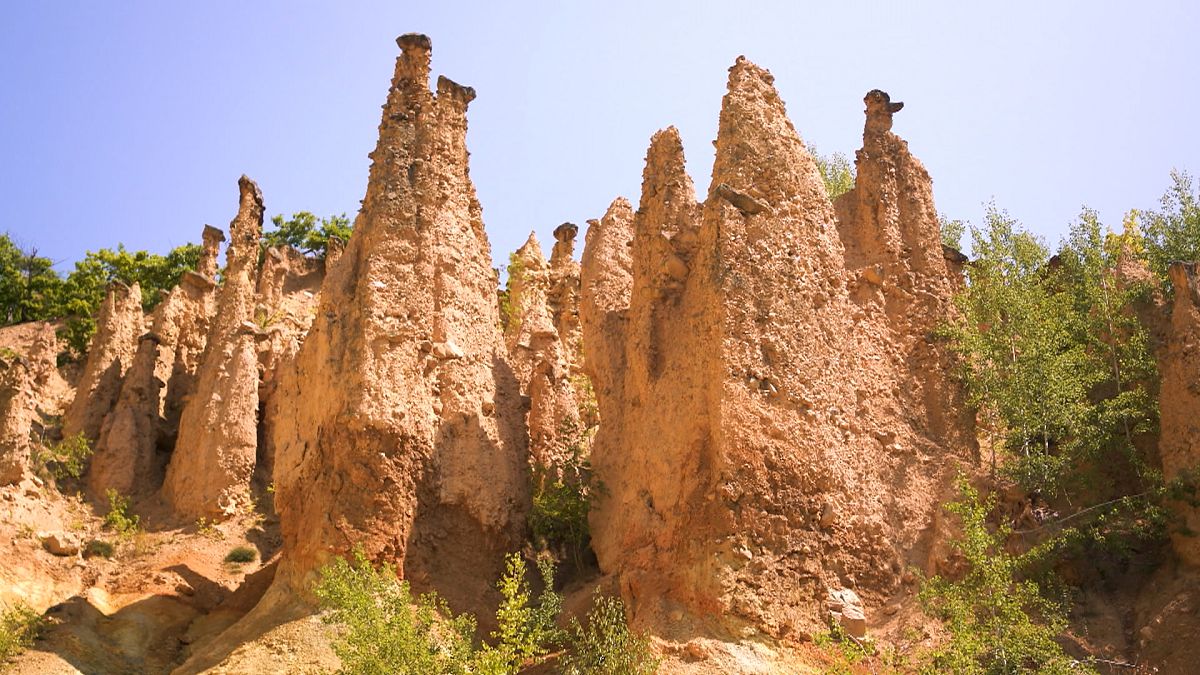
37 433 92 481
103 489 140 539
0 603 45 663
313 548 482 675
224 546 257 564
83 539 114 559
920 481 1091 674
560 591 660 675
480 553 562 673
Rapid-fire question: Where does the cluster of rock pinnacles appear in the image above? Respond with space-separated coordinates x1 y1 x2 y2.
4 33 1197 654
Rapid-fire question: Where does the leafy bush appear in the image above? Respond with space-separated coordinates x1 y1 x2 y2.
103 489 140 539
560 591 660 675
481 553 562 673
224 546 257 564
530 420 599 566
0 603 44 663
38 433 92 480
313 548 483 675
920 482 1091 674
83 539 114 559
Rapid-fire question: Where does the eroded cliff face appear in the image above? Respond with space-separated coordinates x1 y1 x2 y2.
1160 262 1200 566
268 35 526 615
62 282 144 443
162 177 264 519
581 60 975 641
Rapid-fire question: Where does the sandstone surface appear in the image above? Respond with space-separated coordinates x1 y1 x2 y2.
581 62 975 640
267 35 527 618
162 177 265 519
62 282 144 443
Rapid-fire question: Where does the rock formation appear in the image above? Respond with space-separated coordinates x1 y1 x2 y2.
1159 262 1200 566
62 282 144 443
162 177 264 519
268 35 527 616
0 354 35 485
198 224 225 279
503 233 553 388
580 60 974 640
88 329 163 497
549 222 584 368
157 270 220 440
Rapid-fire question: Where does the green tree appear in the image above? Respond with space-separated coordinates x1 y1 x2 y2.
263 212 352 258
941 204 1090 489
811 148 856 201
920 482 1089 675
1141 170 1200 289
0 235 64 325
560 591 660 675
482 553 562 673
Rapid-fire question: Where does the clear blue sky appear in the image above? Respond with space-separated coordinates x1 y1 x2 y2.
1 1 1196 272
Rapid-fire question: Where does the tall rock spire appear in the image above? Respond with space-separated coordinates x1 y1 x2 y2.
162 176 264 519
62 282 144 443
268 35 526 616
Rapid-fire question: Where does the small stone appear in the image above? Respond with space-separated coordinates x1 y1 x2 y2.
432 341 464 360
40 531 81 556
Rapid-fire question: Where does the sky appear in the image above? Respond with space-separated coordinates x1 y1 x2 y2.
1 1 1197 274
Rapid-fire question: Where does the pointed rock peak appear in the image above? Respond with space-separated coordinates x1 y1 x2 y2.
864 89 903 135
514 231 548 271
710 55 828 219
582 198 635 314
603 196 635 225
229 176 265 253
640 126 696 214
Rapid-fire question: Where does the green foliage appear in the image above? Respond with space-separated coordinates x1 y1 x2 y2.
0 234 201 357
263 212 352 259
313 548 486 675
920 482 1090 674
499 251 526 332
0 602 45 663
83 539 114 559
530 420 598 566
103 489 140 540
479 553 563 673
224 546 257 564
940 204 1162 542
1140 170 1200 289
812 148 856 201
37 433 92 481
560 591 660 675
0 235 60 325
940 213 967 250
814 620 874 669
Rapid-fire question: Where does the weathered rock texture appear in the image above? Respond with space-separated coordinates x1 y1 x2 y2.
503 233 554 388
157 270 220 442
580 63 974 640
549 222 584 368
162 177 264 519
62 282 144 443
254 244 323 481
1160 262 1200 566
88 329 163 497
0 354 36 485
269 35 527 615
198 225 225 279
